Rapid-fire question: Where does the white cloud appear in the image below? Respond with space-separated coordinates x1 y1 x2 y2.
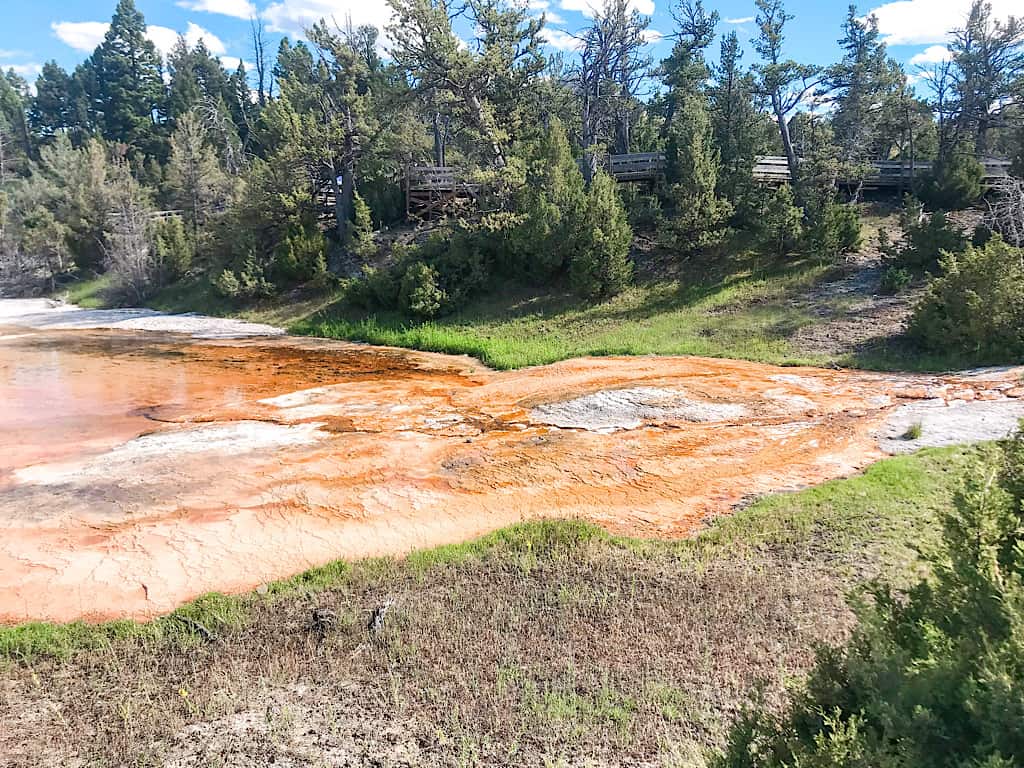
177 0 257 19
184 22 228 55
0 49 26 59
724 16 754 24
51 21 109 52
560 0 654 18
220 55 256 72
867 0 1021 45
8 62 43 78
146 26 182 58
642 29 664 43
52 19 227 60
262 0 396 38
908 44 952 66
541 28 582 50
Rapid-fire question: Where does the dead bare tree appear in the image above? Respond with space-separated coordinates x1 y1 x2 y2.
250 16 271 106
573 0 650 182
104 163 157 302
987 176 1024 250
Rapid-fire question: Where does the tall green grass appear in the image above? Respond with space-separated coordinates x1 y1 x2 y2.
294 257 834 370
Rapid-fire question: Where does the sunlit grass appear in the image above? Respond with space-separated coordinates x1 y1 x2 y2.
295 255 834 370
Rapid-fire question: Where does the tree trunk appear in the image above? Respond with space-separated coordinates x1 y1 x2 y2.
432 112 446 167
332 166 354 248
908 115 916 194
465 92 505 168
581 95 597 185
772 94 799 186
614 109 630 155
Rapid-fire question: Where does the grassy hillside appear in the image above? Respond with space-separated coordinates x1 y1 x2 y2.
55 209 987 373
2 444 992 766
295 248 833 370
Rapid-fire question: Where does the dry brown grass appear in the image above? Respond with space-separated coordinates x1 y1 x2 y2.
3 533 850 768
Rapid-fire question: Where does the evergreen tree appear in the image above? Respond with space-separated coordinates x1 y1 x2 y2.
165 111 231 235
88 0 167 159
0 70 31 177
348 191 376 261
29 62 75 145
822 6 897 198
753 0 820 189
512 118 587 276
570 171 633 298
166 37 201 123
710 32 765 201
664 92 731 253
660 2 731 253
949 1 1024 156
718 424 1024 768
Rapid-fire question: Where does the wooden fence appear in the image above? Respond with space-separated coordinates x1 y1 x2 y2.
751 155 1013 188
405 166 480 218
404 154 1015 216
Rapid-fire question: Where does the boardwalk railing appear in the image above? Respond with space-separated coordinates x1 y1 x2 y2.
751 156 1014 187
405 166 479 218
607 152 665 181
403 154 1015 215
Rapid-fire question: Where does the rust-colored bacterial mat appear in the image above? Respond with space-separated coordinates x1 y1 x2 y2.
2 326 1021 622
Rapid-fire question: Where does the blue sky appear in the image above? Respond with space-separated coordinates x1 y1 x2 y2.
0 0 1018 91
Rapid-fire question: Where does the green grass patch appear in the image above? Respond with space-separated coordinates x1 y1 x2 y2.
0 445 990 662
698 444 988 578
56 273 115 308
295 253 832 370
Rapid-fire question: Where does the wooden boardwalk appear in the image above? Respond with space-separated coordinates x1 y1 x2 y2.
751 155 1013 187
404 153 1014 215
405 166 479 218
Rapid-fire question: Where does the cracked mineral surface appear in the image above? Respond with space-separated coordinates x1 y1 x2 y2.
2 300 1023 623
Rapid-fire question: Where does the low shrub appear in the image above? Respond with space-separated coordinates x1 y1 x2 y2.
214 253 275 300
399 260 447 319
879 264 911 295
760 184 804 256
151 215 195 281
717 426 1024 768
919 149 984 210
885 197 968 269
274 221 327 282
805 196 861 259
909 236 1024 358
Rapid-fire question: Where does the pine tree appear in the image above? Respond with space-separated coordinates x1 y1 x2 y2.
165 112 230 234
570 171 633 298
753 0 820 190
29 62 74 145
0 70 31 177
664 92 732 253
89 0 167 159
710 32 765 201
348 191 376 261
513 118 587 275
822 6 897 199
